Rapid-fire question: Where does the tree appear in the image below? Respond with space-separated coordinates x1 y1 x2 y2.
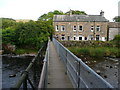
2 27 16 44
113 16 120 22
113 35 120 47
38 10 63 21
65 10 87 15
1 18 16 29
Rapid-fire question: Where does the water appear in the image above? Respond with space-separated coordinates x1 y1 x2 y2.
84 57 119 88
2 55 35 88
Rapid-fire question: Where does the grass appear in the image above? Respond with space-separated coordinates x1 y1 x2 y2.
15 48 37 55
68 47 119 58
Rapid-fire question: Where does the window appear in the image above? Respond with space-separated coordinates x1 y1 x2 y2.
56 34 58 39
91 26 94 32
96 35 100 41
73 26 77 31
61 25 65 31
74 36 76 40
85 37 87 40
79 26 83 31
96 26 100 31
56 25 59 31
90 35 93 40
79 37 82 40
61 34 65 40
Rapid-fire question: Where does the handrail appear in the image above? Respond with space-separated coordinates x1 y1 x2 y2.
38 39 50 88
53 38 113 88
11 44 46 89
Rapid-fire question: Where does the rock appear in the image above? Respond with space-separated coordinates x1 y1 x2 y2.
104 75 107 78
9 74 16 78
106 65 109 67
96 70 101 75
110 66 113 68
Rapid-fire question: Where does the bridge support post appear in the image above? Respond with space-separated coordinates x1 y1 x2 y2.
65 50 67 75
77 62 80 88
23 76 27 90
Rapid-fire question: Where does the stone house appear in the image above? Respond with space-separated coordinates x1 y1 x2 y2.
108 22 120 40
53 11 109 41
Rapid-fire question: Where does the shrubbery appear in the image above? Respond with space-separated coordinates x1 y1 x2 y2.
68 47 119 58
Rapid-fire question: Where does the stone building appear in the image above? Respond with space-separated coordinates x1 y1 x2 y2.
15 19 32 23
53 11 109 41
108 22 120 40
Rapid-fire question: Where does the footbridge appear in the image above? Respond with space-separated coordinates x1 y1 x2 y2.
38 38 113 89
12 38 113 89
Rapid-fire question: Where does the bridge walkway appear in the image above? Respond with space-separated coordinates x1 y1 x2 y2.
47 41 73 88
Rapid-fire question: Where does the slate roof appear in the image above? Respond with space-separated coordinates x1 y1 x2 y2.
53 15 109 22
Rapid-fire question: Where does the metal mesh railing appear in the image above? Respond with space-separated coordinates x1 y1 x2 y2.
11 43 47 89
38 40 50 88
53 38 113 88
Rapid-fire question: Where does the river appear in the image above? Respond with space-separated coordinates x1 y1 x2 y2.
1 55 119 88
84 57 119 88
2 55 42 89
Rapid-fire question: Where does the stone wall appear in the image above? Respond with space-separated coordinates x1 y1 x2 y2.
109 28 120 40
60 41 114 47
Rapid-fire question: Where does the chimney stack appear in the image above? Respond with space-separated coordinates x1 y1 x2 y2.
70 9 72 15
100 10 104 17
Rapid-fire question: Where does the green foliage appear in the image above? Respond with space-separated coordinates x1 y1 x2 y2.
113 16 120 22
78 48 89 55
1 18 16 29
113 35 120 41
112 35 120 47
89 48 105 57
65 10 87 15
2 27 16 44
68 47 119 58
38 10 63 21
15 48 37 54
2 18 53 50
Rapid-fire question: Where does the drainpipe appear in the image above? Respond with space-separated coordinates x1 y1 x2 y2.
93 20 96 40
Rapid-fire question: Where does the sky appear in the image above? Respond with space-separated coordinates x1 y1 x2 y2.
0 0 119 21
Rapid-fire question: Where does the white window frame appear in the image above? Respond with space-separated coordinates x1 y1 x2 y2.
91 26 94 32
61 25 65 31
73 26 77 31
89 35 94 40
73 36 76 40
96 26 100 31
79 25 83 31
61 35 65 40
56 25 59 31
96 35 100 41
79 37 82 40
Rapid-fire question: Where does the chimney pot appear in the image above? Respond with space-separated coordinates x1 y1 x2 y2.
100 10 104 17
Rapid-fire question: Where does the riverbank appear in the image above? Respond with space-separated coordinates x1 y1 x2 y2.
68 46 119 58
1 48 37 56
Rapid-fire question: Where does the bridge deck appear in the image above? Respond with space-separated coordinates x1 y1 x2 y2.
47 41 73 88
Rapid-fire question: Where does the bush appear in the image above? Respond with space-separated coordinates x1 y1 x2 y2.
90 48 104 57
68 47 119 58
113 35 120 47
78 48 89 55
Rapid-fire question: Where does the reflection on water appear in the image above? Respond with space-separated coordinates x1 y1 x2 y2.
2 55 34 88
84 57 119 88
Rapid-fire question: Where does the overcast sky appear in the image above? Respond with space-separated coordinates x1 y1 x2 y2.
0 0 119 21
